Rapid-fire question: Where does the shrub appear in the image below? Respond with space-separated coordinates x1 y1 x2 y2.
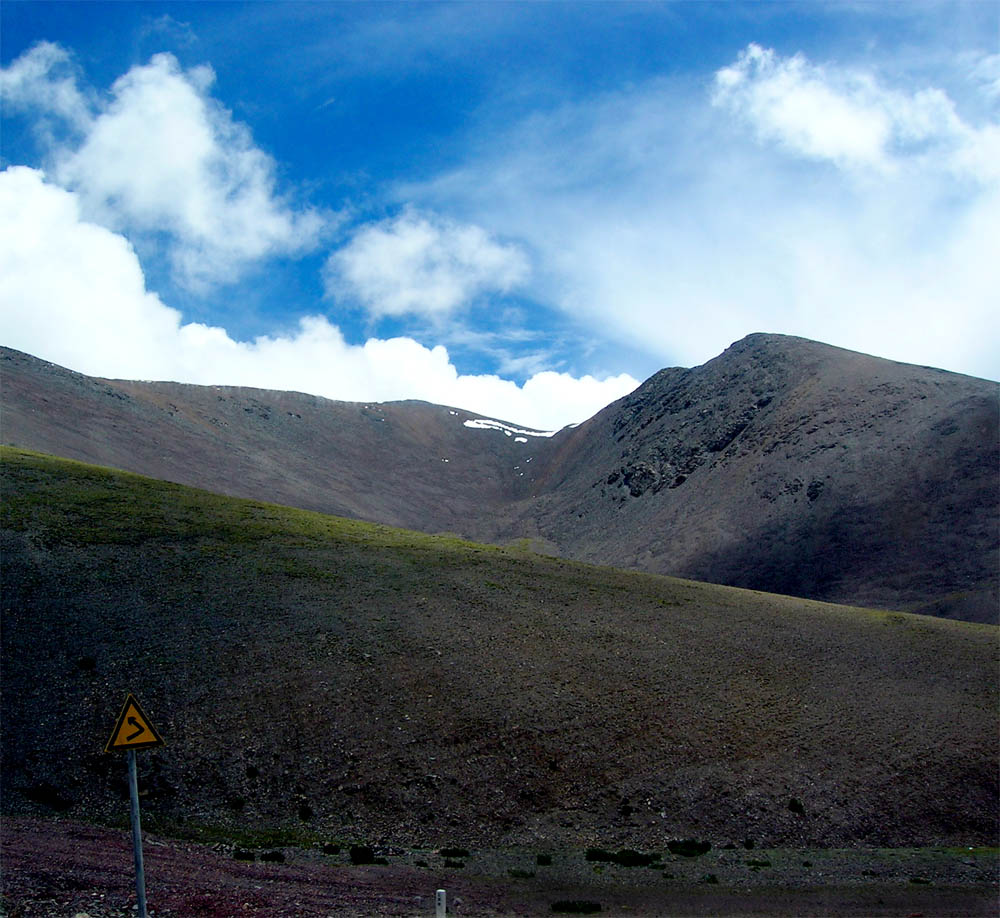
349 845 376 865
552 901 602 914
439 847 470 858
613 850 659 867
585 848 659 867
667 839 711 857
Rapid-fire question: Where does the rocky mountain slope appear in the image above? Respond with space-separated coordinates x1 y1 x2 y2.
510 334 999 622
3 449 996 851
1 334 996 621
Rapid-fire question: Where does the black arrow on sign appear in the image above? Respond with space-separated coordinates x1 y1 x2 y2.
126 717 146 742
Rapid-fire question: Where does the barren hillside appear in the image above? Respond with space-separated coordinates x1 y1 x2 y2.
2 448 996 852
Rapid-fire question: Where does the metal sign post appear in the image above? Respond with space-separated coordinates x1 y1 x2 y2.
106 693 164 918
127 748 149 918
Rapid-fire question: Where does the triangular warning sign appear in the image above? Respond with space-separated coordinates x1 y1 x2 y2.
105 693 165 752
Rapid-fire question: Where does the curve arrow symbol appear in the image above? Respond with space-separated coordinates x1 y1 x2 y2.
126 717 146 742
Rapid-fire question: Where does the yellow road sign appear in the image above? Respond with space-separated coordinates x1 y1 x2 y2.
105 694 165 752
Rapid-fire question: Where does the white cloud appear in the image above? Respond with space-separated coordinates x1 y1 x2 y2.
0 41 93 134
406 45 1000 382
970 52 1000 101
326 209 529 317
0 166 186 379
712 43 999 182
2 44 327 291
713 44 894 171
0 167 636 429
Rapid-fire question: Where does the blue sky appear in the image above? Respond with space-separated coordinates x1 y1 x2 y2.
2 2 997 428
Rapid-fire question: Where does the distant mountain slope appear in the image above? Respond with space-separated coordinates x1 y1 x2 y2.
2 449 996 848
2 335 997 621
510 334 999 623
0 345 560 535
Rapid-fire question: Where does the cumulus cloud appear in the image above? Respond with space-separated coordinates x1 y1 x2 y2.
0 167 636 429
1 44 327 291
0 166 186 379
713 43 999 182
326 209 529 317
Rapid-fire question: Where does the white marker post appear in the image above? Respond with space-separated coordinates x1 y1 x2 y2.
105 694 165 918
436 888 447 917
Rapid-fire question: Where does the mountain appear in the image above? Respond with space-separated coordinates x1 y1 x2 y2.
1 334 997 622
2 449 996 848
507 334 999 623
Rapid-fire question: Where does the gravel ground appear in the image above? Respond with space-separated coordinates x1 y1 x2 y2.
2 818 997 917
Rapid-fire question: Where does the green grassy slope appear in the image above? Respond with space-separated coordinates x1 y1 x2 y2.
2 447 996 850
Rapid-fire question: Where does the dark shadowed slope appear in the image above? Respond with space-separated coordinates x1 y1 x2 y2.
2 335 997 621
2 448 997 851
500 334 999 623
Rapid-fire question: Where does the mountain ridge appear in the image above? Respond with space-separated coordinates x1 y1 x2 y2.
2 333 997 622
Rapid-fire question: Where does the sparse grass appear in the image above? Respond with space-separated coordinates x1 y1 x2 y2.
2 446 997 855
0 447 499 561
142 815 322 851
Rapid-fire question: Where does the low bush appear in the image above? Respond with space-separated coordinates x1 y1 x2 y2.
439 847 470 858
585 848 659 867
348 845 384 866
552 901 602 914
667 839 711 857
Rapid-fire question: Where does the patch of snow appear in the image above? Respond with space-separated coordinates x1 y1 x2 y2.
514 436 528 443
463 418 558 438
441 458 450 463
449 410 458 416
